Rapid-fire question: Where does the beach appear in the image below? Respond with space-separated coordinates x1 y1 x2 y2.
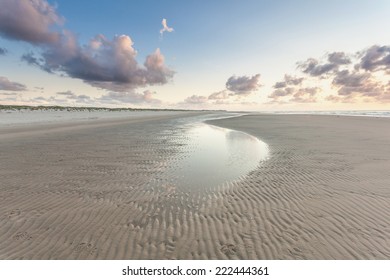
0 112 389 259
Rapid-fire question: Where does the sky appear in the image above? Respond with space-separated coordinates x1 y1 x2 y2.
0 0 389 111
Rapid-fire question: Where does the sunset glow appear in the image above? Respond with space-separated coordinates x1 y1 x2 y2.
1 0 389 110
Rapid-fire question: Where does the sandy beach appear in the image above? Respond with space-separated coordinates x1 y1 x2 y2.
0 112 389 259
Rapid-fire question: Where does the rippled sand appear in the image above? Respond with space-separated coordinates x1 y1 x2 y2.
0 112 389 259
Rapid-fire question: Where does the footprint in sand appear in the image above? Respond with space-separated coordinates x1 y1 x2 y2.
12 232 32 241
287 247 307 259
221 243 237 256
72 242 97 257
5 209 21 219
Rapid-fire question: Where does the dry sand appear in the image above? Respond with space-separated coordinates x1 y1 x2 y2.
0 113 389 259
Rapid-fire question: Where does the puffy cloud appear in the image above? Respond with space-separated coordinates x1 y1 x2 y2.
330 69 386 101
338 83 384 98
225 74 261 95
0 0 63 44
160 18 174 36
291 87 320 103
22 33 175 91
142 90 161 103
269 87 295 98
273 81 286 89
144 48 175 85
183 95 208 104
45 34 137 83
208 74 262 101
328 52 351 65
269 73 319 103
208 90 230 100
269 86 320 103
325 95 355 103
0 76 26 91
273 75 304 88
179 93 235 108
292 45 390 103
332 70 370 88
0 1 174 92
378 92 390 101
180 73 262 107
359 45 390 72
213 99 232 105
0 47 7 55
98 90 162 105
297 58 337 77
326 63 390 102
180 74 262 107
297 51 351 77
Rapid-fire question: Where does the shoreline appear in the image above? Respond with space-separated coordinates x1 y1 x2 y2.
1 113 389 259
0 111 204 140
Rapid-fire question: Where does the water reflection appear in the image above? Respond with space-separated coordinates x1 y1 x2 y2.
168 123 269 191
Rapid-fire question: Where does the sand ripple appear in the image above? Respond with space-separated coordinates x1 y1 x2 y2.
1 113 389 259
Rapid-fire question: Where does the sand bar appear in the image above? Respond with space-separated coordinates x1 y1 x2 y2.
1 112 389 259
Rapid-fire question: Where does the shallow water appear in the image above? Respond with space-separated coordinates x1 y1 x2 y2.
267 110 390 117
165 122 269 191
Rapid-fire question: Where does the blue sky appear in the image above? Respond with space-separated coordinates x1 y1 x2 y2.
0 0 389 110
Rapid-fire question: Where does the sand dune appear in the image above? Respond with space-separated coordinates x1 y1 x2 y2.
0 113 389 259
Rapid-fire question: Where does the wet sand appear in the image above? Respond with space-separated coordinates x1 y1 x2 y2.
0 113 389 259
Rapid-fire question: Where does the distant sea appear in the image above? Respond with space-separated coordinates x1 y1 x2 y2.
265 111 390 118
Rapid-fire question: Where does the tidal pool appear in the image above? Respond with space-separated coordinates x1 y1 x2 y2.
167 122 269 191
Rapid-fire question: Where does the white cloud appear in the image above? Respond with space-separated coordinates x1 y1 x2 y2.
160 18 174 36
